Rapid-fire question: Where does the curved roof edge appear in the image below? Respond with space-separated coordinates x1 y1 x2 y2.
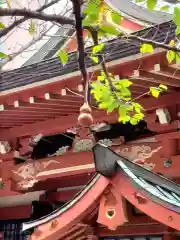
23 144 180 240
106 0 172 24
22 0 172 67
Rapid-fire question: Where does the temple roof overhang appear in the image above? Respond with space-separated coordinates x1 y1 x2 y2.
20 144 180 240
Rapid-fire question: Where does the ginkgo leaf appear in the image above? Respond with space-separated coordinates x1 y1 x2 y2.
132 102 143 113
173 7 180 26
28 21 36 35
169 40 175 47
90 55 99 63
160 5 170 12
140 43 154 54
0 23 5 29
100 25 120 36
92 43 104 54
118 114 130 124
0 52 8 58
176 26 180 36
97 75 105 81
119 79 132 87
159 84 168 91
130 118 139 125
176 53 180 63
84 0 100 15
57 50 68 66
136 0 145 3
150 87 161 98
107 101 118 113
111 11 122 25
147 0 157 10
166 50 175 63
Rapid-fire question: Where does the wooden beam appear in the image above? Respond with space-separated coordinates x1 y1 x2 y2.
140 92 180 111
0 90 179 139
139 70 180 87
0 51 166 104
0 111 117 140
29 176 109 240
99 224 168 236
0 205 31 220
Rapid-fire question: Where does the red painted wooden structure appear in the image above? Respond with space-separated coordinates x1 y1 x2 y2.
0 24 180 239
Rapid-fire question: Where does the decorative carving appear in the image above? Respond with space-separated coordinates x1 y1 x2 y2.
115 145 162 171
0 141 11 154
48 146 69 157
98 139 113 147
97 186 128 230
73 127 95 152
116 145 162 161
12 159 59 180
73 138 94 152
18 179 38 189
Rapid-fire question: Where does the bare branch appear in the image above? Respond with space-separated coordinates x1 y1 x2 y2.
73 0 89 103
1 24 53 67
127 34 180 53
0 8 74 25
0 0 73 38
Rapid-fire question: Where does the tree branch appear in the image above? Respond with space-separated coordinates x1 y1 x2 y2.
73 0 89 103
0 0 74 38
128 34 180 53
90 30 115 91
0 8 74 25
1 24 53 68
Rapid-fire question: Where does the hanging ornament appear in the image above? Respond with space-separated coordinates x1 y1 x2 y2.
78 103 93 127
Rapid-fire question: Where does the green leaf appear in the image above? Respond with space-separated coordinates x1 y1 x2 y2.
0 23 5 29
97 75 105 81
83 0 100 23
99 103 108 109
111 11 122 25
118 106 131 123
57 50 68 66
166 50 175 64
118 114 130 123
159 84 168 91
176 53 180 63
147 0 157 10
132 102 143 113
169 40 175 47
82 13 99 26
84 0 100 14
136 0 145 3
92 43 104 54
100 25 120 36
0 52 8 58
90 55 99 63
133 113 144 120
119 79 132 88
130 118 139 125
107 101 118 113
140 43 154 54
176 26 180 36
28 21 36 35
160 5 170 12
150 87 161 98
173 7 180 26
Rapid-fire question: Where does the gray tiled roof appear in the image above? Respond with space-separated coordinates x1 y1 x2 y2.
22 0 172 66
0 21 176 92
